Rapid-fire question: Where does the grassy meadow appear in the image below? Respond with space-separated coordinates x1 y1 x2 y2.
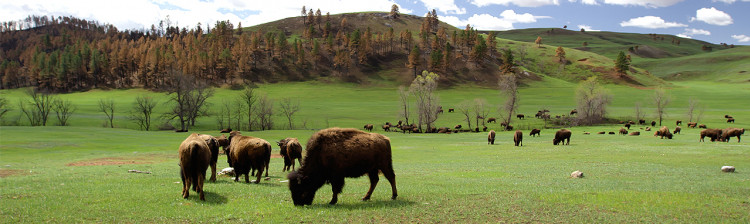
1 79 749 223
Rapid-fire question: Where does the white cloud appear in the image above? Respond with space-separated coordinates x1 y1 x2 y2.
682 28 711 36
420 0 466 14
577 24 600 31
676 34 691 39
500 10 551 23
442 10 550 30
620 16 687 29
712 0 735 3
602 0 684 7
690 7 733 26
568 0 599 4
732 34 750 42
470 0 560 7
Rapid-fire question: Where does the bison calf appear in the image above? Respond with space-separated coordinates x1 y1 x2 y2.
553 129 572 145
529 128 541 137
287 128 397 205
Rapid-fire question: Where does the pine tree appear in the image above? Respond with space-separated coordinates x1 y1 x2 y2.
615 51 629 74
407 45 420 77
555 46 566 63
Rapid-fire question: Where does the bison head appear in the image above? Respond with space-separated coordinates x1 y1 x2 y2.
553 138 560 145
287 171 316 206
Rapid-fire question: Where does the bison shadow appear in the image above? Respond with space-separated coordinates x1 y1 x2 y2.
185 191 228 205
302 198 416 210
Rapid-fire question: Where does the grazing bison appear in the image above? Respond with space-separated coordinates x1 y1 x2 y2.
553 129 572 145
505 125 514 131
287 128 397 205
220 128 232 133
700 129 724 142
179 133 212 201
454 125 462 130
382 124 390 132
448 108 454 112
699 124 707 129
278 138 303 172
725 115 733 119
570 109 577 116
597 131 605 134
673 126 681 134
227 131 272 184
197 134 220 182
676 120 682 126
535 111 544 118
629 131 641 136
487 117 497 123
364 124 374 132
608 132 615 135
483 126 488 132
619 127 628 135
624 123 631 130
721 128 744 142
517 114 525 119
654 126 672 139
727 118 735 123
639 119 646 125
488 130 496 145
687 122 697 128
438 127 451 133
400 124 415 134
530 128 541 137
650 121 656 127
513 130 523 146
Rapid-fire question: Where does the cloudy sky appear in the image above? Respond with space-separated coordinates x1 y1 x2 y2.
2 0 748 44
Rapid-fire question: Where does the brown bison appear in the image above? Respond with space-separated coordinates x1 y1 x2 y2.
725 115 733 119
454 125 462 130
608 132 615 135
650 121 656 127
197 134 220 182
676 120 682 126
597 131 605 134
629 131 641 136
364 124 374 132
513 130 523 146
619 127 628 135
220 128 232 133
227 131 272 184
487 117 497 123
570 109 577 116
727 118 735 123
645 127 652 131
654 126 672 139
517 114 525 119
673 126 681 134
700 129 723 142
400 124 415 133
287 128 397 206
488 130 496 145
437 106 443 114
721 128 744 142
438 127 451 133
687 122 697 128
178 133 212 201
448 108 454 112
639 119 646 125
382 124 390 132
216 134 230 154
624 123 631 129
483 126 488 132
278 138 303 172
535 111 544 118
529 128 541 137
553 129 571 145
505 125 514 131
698 124 707 129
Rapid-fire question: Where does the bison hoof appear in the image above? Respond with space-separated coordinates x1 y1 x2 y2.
362 197 371 201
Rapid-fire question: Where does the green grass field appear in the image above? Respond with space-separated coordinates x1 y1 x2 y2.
1 80 749 222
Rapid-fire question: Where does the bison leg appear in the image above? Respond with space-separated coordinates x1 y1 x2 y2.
362 170 380 201
209 161 217 182
381 166 398 200
197 173 206 201
329 177 345 205
264 160 270 177
181 169 189 199
254 166 263 184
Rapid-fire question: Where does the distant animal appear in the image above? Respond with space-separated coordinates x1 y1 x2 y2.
687 122 697 128
597 131 605 134
220 128 232 133
619 127 628 135
277 138 303 172
698 124 707 129
382 124 390 132
727 118 735 123
227 131 272 184
676 120 682 126
197 134 220 182
517 114 525 119
514 130 523 146
629 120 636 125
624 123 631 129
437 106 443 114
673 126 681 134
535 111 544 118
529 128 541 137
448 108 454 112
500 122 508 127
483 126 488 132
651 121 656 127
542 114 551 120
454 125 462 130
488 130 496 145
364 124 374 131
287 128 397 205
629 132 640 136
720 128 744 142
700 129 723 142
654 126 672 139
583 132 590 135
505 125 514 131
639 119 646 125
608 132 615 135
570 109 577 116
725 115 733 119
438 127 450 133
178 133 211 201
553 129 572 145
645 127 651 131
487 117 497 123
401 124 414 133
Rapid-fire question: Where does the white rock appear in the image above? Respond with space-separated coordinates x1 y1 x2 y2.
721 166 735 173
570 170 584 178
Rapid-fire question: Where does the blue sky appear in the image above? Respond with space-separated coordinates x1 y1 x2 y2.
1 0 748 44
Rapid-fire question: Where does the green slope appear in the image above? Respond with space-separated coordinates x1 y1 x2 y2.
633 46 750 82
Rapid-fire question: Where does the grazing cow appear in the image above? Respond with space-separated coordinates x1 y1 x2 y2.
673 126 681 134
570 109 578 116
720 128 744 142
553 129 572 145
487 117 497 123
382 124 390 132
725 115 733 119
454 125 462 130
700 129 724 142
287 128 397 205
227 131 272 184
654 126 672 139
639 119 646 125
529 128 541 137
629 131 640 136
699 124 707 129
513 130 523 146
364 124 374 132
651 121 656 127
687 122 697 128
220 128 232 133
178 133 212 201
727 118 735 123
676 120 682 126
619 127 628 135
624 123 631 130
448 108 454 112
517 114 525 120
278 138 303 172
488 130 496 145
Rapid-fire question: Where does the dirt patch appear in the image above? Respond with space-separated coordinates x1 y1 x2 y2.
0 169 28 178
67 154 171 166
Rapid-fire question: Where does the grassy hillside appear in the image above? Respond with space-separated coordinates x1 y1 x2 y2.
633 46 750 82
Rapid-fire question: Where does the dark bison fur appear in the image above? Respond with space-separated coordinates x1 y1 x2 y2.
624 123 631 129
513 130 523 146
651 121 656 127
687 122 697 128
673 126 681 134
725 115 733 119
454 125 462 130
619 127 628 135
676 120 682 126
227 131 271 184
529 128 541 137
700 129 723 142
721 128 744 142
727 118 735 123
197 134 220 182
278 138 303 172
505 125 514 131
220 128 232 133
553 129 572 145
629 131 640 136
570 109 577 115
639 119 646 125
364 124 374 131
699 124 707 129
488 130 496 145
287 128 397 206
179 133 211 201
516 114 525 119
654 126 672 139
448 108 454 112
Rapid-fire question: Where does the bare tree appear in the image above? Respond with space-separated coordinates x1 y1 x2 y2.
498 73 518 126
456 100 473 131
410 71 440 132
257 93 274 130
686 98 698 122
233 98 246 131
653 88 671 126
129 95 157 131
19 88 53 126
634 101 644 122
473 98 490 129
239 86 257 131
98 99 115 128
216 99 233 129
279 97 300 130
163 71 214 131
575 77 612 125
696 105 706 123
398 86 411 125
52 99 75 126
0 96 11 121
